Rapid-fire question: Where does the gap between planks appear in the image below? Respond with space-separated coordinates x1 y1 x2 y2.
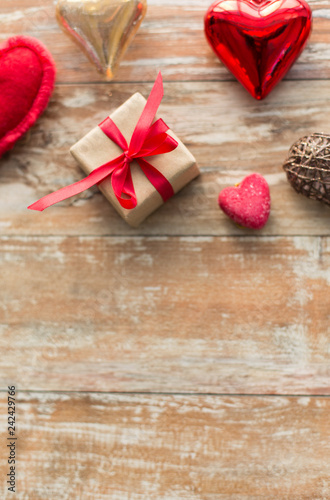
0 234 328 238
53 77 330 85
1 390 330 397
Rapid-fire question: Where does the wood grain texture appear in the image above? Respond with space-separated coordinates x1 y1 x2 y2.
1 0 330 83
2 0 330 496
2 80 330 236
0 392 329 499
1 235 329 393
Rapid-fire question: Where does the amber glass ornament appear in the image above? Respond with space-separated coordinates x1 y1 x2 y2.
57 0 147 80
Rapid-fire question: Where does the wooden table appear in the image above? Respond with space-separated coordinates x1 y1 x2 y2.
1 0 329 498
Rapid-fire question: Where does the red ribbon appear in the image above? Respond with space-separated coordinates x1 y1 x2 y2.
28 73 178 212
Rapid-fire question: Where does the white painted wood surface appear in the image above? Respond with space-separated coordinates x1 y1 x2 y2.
0 393 330 499
0 0 329 497
1 81 330 236
0 236 329 393
2 0 330 82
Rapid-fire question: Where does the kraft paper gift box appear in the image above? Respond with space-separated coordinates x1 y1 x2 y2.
70 92 200 227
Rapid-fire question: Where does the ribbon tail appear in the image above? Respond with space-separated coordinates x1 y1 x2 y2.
28 159 124 211
137 158 174 203
128 72 164 154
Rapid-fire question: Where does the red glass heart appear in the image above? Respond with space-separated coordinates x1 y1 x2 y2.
204 0 312 100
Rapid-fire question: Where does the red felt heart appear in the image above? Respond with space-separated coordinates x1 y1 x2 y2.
218 173 271 229
0 36 56 157
204 0 312 100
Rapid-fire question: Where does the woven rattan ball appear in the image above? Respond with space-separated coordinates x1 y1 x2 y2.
283 133 330 205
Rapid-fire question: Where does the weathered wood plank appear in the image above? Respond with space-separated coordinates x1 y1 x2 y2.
2 1 329 498
0 392 329 499
1 235 329 393
1 81 330 236
1 0 330 83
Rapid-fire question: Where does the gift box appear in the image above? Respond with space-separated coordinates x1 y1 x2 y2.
71 90 199 227
29 73 200 227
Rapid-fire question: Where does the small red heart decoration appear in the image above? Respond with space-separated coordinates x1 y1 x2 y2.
204 0 312 100
218 173 271 229
0 36 56 158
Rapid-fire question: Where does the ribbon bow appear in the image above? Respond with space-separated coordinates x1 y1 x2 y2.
28 72 178 212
